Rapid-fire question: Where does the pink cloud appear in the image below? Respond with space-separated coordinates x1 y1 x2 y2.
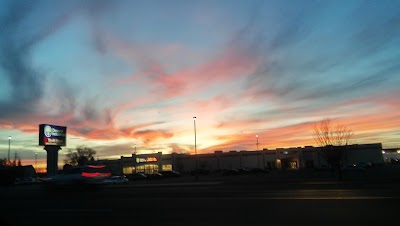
107 35 258 99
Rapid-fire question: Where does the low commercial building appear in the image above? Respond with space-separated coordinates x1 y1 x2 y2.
382 148 400 164
96 143 384 175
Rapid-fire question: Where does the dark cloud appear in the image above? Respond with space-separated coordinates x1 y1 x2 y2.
241 0 400 109
350 16 400 58
0 0 118 134
0 0 44 119
168 144 189 154
225 1 322 101
83 0 117 54
0 0 35 30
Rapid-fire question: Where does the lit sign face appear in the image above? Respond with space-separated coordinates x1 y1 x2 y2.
136 157 158 163
146 157 158 162
39 124 67 146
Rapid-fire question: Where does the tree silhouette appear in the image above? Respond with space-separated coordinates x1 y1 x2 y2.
313 119 354 179
1 155 21 167
0 158 8 166
313 119 353 147
64 146 96 166
11 152 22 167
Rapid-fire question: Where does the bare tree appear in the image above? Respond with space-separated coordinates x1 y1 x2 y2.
12 152 22 167
64 146 96 166
313 119 354 179
313 119 354 147
0 158 8 166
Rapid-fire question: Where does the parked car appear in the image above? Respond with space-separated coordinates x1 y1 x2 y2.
222 169 240 176
249 168 270 174
342 164 367 173
145 172 163 180
15 177 41 185
160 170 181 178
103 175 128 184
126 173 147 181
356 162 373 169
190 169 210 176
315 165 331 171
236 168 251 174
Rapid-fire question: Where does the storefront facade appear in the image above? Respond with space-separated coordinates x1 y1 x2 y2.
96 143 384 175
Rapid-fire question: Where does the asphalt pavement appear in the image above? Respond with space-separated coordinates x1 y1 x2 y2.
1 175 399 226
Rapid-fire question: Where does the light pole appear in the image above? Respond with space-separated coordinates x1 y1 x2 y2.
256 134 260 168
193 117 198 179
193 117 197 156
35 152 38 169
256 134 259 150
134 144 137 154
8 136 11 162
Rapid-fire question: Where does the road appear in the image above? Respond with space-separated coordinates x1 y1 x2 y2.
1 178 399 226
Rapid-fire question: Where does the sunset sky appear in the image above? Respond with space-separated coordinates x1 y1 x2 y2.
1 0 399 167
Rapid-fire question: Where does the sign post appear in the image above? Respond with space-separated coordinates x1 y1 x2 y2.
44 145 61 176
39 124 67 176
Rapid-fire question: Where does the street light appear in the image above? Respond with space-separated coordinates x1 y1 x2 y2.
256 134 266 169
256 134 259 150
134 144 137 154
256 134 260 167
35 152 38 169
193 117 197 156
8 136 11 162
193 117 198 178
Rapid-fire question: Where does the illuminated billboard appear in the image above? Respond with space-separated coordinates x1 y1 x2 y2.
39 124 67 146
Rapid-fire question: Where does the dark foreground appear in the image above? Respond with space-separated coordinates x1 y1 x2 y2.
1 175 399 226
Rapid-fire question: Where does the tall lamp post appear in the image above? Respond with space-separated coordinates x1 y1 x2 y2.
8 136 11 162
257 134 265 169
193 117 197 156
193 116 198 180
35 152 38 169
132 144 137 174
256 134 259 150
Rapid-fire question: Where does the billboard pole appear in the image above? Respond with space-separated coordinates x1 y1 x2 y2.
44 145 61 176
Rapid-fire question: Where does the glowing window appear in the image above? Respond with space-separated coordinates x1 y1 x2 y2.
162 164 172 171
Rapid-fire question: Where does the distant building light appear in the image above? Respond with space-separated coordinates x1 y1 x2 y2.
382 151 386 154
397 150 400 154
283 151 288 155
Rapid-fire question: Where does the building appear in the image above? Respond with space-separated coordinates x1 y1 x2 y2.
382 148 400 164
96 143 384 175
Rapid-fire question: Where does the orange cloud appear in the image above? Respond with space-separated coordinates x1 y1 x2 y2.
133 130 174 145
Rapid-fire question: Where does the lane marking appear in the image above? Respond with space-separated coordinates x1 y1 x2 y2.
122 182 224 187
105 196 398 201
39 209 112 212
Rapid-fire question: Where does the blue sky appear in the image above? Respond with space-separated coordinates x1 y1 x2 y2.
0 0 399 168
